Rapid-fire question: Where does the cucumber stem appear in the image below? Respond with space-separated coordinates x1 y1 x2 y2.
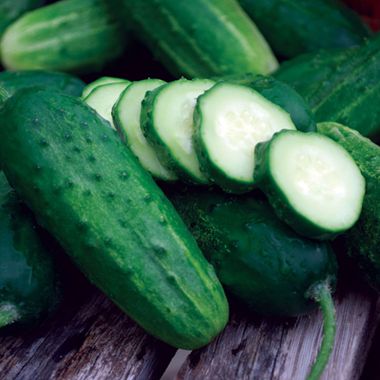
0 304 19 328
307 283 336 380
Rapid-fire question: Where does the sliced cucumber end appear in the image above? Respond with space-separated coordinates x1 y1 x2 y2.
197 82 296 190
267 131 365 236
149 79 214 184
84 82 131 128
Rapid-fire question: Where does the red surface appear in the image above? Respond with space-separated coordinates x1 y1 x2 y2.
344 0 380 31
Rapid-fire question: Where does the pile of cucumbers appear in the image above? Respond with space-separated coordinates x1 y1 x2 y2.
0 1 379 380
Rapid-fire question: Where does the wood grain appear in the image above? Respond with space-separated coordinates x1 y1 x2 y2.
0 287 175 380
178 284 380 380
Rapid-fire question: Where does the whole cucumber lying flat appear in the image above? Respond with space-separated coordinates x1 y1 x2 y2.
0 172 61 328
0 88 228 349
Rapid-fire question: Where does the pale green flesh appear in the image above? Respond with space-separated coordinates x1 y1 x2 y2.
84 82 130 128
154 79 214 183
114 79 176 181
82 77 129 98
271 132 365 230
200 83 295 184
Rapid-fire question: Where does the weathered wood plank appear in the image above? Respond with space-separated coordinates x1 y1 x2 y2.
0 287 176 380
178 284 380 380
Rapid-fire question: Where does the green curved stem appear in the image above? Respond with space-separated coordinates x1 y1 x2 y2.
0 304 19 328
307 283 336 380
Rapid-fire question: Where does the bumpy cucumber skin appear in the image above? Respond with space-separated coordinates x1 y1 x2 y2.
141 79 210 184
239 0 371 58
167 186 337 317
277 35 380 138
317 122 380 290
0 88 228 349
234 74 316 132
0 172 61 327
0 0 46 38
1 0 126 73
254 130 364 240
119 0 278 78
0 70 85 99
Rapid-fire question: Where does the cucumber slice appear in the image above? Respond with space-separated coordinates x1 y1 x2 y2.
194 82 296 192
113 79 176 181
82 76 129 98
255 130 365 240
142 79 214 184
84 82 130 128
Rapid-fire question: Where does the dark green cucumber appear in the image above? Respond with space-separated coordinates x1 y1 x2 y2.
0 70 85 100
168 187 337 316
234 74 316 132
317 122 380 290
0 0 46 39
119 0 278 78
167 186 337 380
254 130 365 240
275 48 356 104
239 0 371 58
0 88 228 349
1 0 126 73
276 35 380 138
0 172 61 328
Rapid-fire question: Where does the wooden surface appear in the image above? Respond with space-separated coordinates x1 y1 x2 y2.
0 287 175 380
178 284 380 380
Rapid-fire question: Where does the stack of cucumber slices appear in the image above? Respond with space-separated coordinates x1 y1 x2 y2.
83 76 366 241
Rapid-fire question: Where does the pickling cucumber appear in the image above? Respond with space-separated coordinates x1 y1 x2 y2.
119 0 278 78
82 76 129 99
0 0 46 40
1 0 126 73
276 34 380 138
142 79 214 184
317 122 380 290
0 70 85 100
235 74 316 132
0 87 228 349
194 82 296 192
0 172 61 328
239 0 371 58
254 130 365 240
84 81 130 128
112 79 176 181
168 186 337 380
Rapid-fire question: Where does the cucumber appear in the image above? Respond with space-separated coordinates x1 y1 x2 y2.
194 82 296 192
119 0 278 78
0 0 46 39
1 0 127 73
168 186 337 380
142 79 214 184
84 82 130 128
112 79 176 181
239 0 371 58
0 87 228 349
82 76 129 99
254 130 365 240
317 122 380 290
276 34 380 138
235 74 316 132
0 172 61 328
275 48 355 105
0 70 85 100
